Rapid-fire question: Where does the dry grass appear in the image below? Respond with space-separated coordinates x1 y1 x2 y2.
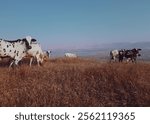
0 58 149 107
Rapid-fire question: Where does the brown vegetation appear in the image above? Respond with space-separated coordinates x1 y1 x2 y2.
0 58 149 107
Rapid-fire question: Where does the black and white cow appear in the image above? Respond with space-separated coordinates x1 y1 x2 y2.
43 50 51 59
0 36 35 67
110 49 125 62
124 48 142 63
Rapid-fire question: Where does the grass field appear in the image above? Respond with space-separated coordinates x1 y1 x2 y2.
0 58 149 107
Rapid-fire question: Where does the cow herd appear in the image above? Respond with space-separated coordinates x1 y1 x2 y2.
0 36 142 67
110 48 142 63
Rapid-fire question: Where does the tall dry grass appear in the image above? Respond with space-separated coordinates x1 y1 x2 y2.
0 58 149 106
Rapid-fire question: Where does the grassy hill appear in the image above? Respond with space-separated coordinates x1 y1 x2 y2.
0 58 149 106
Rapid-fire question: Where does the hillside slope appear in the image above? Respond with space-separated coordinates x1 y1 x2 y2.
0 58 149 106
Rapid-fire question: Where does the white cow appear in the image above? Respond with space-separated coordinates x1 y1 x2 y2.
0 36 33 67
110 50 119 62
25 42 44 66
65 53 77 58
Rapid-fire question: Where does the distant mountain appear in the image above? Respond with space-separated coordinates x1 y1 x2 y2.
131 42 150 49
88 41 150 50
112 41 150 50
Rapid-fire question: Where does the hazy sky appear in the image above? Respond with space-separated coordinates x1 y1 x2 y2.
0 0 150 49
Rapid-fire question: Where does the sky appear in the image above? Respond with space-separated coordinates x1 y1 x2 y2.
0 0 150 50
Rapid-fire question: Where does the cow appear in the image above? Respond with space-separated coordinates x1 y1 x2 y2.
43 50 51 61
65 53 77 58
0 36 34 67
25 42 44 66
124 48 142 63
110 50 119 62
110 49 126 62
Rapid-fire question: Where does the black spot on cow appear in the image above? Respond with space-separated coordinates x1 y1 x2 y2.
7 45 9 48
17 52 19 56
16 51 19 56
23 51 25 53
3 49 6 52
10 50 12 52
14 50 16 53
11 43 15 48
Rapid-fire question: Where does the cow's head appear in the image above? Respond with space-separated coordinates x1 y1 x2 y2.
132 48 142 57
22 36 36 49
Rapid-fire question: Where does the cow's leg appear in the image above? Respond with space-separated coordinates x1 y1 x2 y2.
14 59 20 66
14 56 23 66
119 57 122 62
29 57 33 67
37 59 40 66
114 57 116 62
37 54 43 66
127 58 131 63
9 60 19 68
34 55 40 66
118 54 120 62
9 60 14 68
132 57 136 63
37 58 42 66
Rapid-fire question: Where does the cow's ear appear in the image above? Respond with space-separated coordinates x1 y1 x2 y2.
31 39 36 42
